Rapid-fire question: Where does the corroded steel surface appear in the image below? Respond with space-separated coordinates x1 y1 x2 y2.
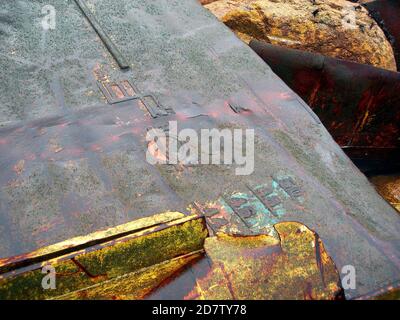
185 222 343 300
249 40 400 173
57 251 205 300
0 215 340 300
0 0 399 299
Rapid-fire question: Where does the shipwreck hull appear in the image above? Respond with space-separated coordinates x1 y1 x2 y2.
249 40 400 174
0 0 399 299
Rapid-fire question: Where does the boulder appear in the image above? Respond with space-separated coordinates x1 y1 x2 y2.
199 0 218 4
203 0 397 71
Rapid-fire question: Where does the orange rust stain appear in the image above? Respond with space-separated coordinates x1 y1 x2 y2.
31 217 64 236
90 144 103 152
12 160 25 175
209 111 219 118
110 85 125 99
24 153 36 161
106 135 121 143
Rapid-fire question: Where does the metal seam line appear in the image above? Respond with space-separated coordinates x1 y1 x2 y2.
73 0 130 69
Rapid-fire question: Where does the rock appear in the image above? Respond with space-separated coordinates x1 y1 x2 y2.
199 0 218 4
370 175 400 213
203 0 397 71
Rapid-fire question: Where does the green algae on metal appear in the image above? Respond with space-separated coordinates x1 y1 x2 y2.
55 251 204 300
0 214 207 300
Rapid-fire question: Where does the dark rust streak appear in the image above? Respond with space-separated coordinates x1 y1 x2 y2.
218 262 237 300
142 253 205 300
314 233 326 288
71 257 106 279
303 282 314 300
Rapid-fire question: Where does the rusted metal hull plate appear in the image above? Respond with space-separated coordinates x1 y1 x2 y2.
249 40 400 151
0 0 399 299
0 214 208 300
148 222 344 300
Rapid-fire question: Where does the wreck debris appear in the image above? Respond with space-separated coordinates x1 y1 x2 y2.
149 222 344 300
0 214 208 299
249 40 400 172
0 0 399 300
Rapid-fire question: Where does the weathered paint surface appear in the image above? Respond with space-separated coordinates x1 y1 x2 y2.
195 175 305 237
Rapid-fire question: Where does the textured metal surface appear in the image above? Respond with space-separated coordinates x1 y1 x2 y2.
0 0 399 299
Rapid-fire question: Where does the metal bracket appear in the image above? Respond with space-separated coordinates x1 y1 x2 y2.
139 95 175 118
97 79 140 104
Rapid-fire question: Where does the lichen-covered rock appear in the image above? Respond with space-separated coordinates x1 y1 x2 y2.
370 175 400 213
203 0 397 71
